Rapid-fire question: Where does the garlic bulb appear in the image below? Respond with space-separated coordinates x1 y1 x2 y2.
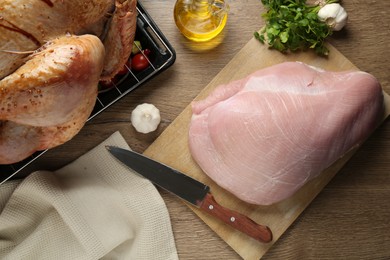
318 3 348 31
131 103 161 134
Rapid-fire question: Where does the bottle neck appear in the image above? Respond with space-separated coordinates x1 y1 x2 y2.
190 0 213 16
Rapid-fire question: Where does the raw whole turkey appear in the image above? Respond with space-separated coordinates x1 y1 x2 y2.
188 62 384 205
0 0 137 164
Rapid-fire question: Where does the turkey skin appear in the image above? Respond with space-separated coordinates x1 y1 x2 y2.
188 62 384 205
0 35 104 164
0 0 137 164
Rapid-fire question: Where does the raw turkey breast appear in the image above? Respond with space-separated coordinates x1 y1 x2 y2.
188 62 384 206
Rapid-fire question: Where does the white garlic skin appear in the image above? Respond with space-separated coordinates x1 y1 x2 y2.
131 103 161 134
318 3 348 31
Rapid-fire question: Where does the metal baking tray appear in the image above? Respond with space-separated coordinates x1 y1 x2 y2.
0 2 176 184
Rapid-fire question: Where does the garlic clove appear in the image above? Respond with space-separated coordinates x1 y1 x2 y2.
318 3 348 31
131 103 161 134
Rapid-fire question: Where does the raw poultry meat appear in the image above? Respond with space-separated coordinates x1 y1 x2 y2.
188 62 384 205
0 0 137 164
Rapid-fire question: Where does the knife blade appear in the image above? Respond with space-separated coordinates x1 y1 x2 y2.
106 146 272 243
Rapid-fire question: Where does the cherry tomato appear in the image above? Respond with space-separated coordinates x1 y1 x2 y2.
131 49 151 71
143 48 151 56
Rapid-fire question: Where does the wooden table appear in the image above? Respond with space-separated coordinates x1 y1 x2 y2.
26 1 390 259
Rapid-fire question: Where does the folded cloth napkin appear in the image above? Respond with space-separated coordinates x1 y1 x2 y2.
0 131 178 260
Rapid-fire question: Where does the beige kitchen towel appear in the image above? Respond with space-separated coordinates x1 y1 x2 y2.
0 131 178 260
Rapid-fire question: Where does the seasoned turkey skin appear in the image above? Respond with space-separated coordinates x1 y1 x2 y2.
189 62 384 206
0 0 137 80
0 0 112 79
0 0 137 164
0 35 104 164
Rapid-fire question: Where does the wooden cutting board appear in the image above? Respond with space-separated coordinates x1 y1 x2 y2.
143 37 390 259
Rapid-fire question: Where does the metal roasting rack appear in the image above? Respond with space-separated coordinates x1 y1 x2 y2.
0 2 176 185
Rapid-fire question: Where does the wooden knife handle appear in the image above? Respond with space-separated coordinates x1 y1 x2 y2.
198 193 272 243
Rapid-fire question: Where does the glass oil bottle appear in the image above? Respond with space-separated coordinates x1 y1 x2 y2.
174 0 230 42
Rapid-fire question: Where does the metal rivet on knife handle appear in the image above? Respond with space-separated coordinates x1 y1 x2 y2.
197 193 273 243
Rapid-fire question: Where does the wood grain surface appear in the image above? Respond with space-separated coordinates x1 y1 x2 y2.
142 32 390 259
13 0 390 259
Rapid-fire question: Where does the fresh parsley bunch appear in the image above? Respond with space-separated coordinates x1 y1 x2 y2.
255 0 339 56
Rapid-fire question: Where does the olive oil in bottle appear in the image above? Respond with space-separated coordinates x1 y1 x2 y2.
174 0 229 42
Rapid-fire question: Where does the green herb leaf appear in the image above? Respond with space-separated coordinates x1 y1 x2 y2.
255 0 337 56
280 31 289 43
254 31 265 43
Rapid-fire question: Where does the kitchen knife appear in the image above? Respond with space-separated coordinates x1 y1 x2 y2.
106 146 272 243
